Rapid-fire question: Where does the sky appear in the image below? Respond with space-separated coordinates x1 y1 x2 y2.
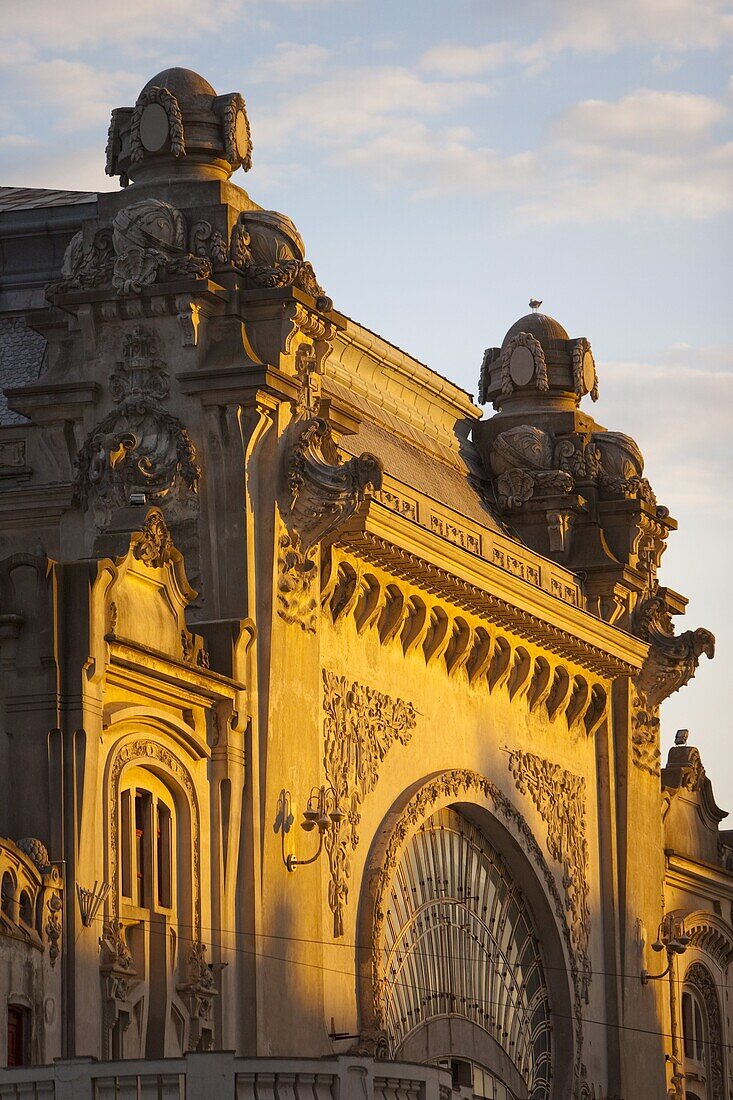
1 0 731 802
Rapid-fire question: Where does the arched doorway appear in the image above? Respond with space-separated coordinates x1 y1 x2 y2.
379 807 552 1100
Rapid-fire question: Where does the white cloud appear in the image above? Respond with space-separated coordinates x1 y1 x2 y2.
420 42 510 77
601 345 733 511
257 65 492 151
535 0 733 56
520 89 733 222
554 90 727 150
420 0 733 82
249 42 330 83
13 59 141 131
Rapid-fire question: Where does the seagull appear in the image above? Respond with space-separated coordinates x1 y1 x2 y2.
529 298 542 311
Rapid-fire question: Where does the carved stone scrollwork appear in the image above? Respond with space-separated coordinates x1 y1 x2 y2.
322 669 417 937
177 940 217 1052
490 426 574 510
277 410 382 631
629 584 714 775
46 227 115 295
190 220 229 264
74 327 201 511
507 750 591 998
99 918 138 1053
111 199 211 295
570 338 599 402
219 92 252 171
132 507 174 568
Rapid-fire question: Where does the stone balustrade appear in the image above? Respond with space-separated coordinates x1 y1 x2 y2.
0 1053 450 1100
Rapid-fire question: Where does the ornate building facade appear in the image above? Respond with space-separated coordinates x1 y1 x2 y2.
0 67 730 1100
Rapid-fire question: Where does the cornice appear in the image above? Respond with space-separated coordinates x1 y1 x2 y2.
106 637 244 700
0 483 74 520
665 850 733 903
337 500 647 675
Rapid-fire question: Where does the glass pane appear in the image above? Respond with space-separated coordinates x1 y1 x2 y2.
381 808 552 1100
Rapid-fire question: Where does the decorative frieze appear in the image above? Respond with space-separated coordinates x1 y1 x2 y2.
429 512 481 555
373 487 418 523
321 669 417 936
507 750 591 997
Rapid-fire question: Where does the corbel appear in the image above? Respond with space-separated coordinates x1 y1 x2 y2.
423 606 453 666
547 665 574 721
466 627 495 685
445 618 475 678
488 636 514 693
507 647 534 702
528 657 554 713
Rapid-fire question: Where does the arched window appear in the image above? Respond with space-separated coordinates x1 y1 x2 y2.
119 768 176 914
1 872 16 922
380 808 552 1100
682 963 725 1100
18 891 33 927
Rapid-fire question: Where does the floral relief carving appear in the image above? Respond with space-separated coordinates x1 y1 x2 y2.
107 738 201 938
507 750 591 996
322 669 417 937
368 770 585 1089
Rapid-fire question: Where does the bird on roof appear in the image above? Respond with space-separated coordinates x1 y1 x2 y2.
529 298 542 311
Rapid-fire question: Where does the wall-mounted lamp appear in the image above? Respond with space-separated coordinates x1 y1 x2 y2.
641 912 690 984
641 911 690 1100
278 786 343 872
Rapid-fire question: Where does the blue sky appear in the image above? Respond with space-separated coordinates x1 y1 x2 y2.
2 0 732 800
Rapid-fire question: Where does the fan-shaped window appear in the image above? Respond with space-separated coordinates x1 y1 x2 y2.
380 808 552 1100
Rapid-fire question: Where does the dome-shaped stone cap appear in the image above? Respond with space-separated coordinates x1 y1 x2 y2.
106 66 252 185
501 312 570 352
140 68 217 108
478 308 598 410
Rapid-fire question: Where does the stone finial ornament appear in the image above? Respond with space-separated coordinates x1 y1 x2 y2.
479 311 598 410
105 67 252 186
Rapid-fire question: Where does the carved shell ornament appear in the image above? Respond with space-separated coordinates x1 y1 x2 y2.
111 199 211 295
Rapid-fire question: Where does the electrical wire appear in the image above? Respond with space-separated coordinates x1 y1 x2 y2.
76 908 733 1053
